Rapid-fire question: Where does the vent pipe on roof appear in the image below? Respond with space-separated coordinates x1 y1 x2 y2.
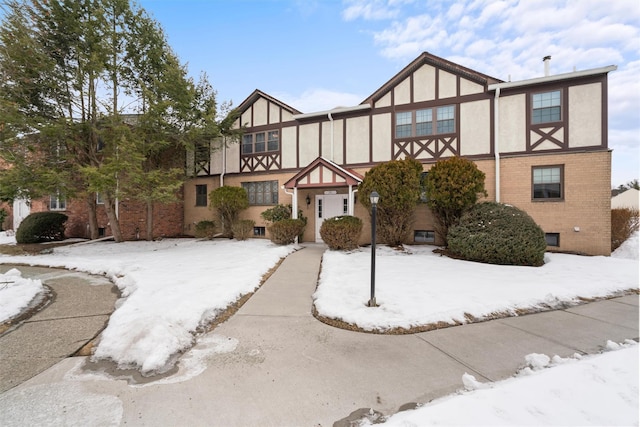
543 55 551 76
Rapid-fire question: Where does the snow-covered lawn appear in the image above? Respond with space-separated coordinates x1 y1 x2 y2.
0 236 295 374
314 236 639 331
0 231 637 375
362 340 639 426
0 231 638 425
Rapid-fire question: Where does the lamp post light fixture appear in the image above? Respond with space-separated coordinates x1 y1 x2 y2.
368 191 379 307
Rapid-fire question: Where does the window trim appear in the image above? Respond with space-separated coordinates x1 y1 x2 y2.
49 192 67 211
242 180 279 206
531 89 562 125
532 165 564 201
545 232 560 247
195 184 208 207
395 105 456 139
241 130 280 155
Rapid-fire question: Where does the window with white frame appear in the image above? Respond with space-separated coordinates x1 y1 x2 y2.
532 165 563 200
195 184 207 207
241 130 279 154
50 191 66 210
532 90 561 124
242 181 278 205
96 192 104 205
395 105 455 138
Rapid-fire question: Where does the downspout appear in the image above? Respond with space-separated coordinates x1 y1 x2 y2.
494 86 501 203
282 185 299 244
328 112 334 162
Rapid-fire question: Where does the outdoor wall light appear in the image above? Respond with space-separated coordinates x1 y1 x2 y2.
368 191 379 307
306 194 311 207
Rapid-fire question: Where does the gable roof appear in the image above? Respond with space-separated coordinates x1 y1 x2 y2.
284 157 364 189
236 89 302 116
362 51 503 105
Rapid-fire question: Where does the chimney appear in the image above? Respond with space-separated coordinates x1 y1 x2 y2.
543 55 551 76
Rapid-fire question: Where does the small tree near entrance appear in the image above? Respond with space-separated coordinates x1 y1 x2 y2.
424 156 487 244
358 157 422 246
209 186 249 237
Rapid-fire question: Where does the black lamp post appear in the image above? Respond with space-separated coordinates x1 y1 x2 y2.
368 191 379 307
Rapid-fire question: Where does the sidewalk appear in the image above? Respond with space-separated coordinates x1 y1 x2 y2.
0 244 637 426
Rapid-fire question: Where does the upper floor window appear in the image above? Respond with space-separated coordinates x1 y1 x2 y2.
242 130 279 154
532 90 561 124
50 191 66 211
96 192 104 205
395 106 455 138
532 165 563 200
242 181 278 205
195 184 208 207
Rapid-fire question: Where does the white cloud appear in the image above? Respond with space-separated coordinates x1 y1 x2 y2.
272 88 364 113
342 0 400 21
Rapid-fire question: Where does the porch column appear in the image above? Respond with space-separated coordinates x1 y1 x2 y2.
348 185 354 215
292 187 298 219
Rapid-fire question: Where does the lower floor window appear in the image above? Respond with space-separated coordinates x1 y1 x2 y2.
242 180 278 205
414 230 435 243
50 192 66 210
253 226 266 237
545 233 560 247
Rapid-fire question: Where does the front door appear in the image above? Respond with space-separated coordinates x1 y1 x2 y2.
315 194 348 242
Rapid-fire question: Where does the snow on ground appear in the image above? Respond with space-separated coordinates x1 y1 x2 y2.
0 238 295 375
314 241 639 331
0 268 44 323
0 231 637 374
612 230 639 260
362 340 639 426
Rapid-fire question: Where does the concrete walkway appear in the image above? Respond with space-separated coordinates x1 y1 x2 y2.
0 245 638 427
0 266 118 394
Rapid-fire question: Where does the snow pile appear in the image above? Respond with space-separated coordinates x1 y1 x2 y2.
0 239 294 375
0 231 16 246
612 230 639 260
365 340 639 426
314 245 639 331
0 268 45 323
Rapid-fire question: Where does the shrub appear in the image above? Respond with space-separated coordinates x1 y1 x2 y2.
232 219 255 241
261 204 294 223
0 208 7 231
612 208 639 251
447 202 546 266
267 218 305 245
209 186 249 237
194 220 216 239
425 156 487 244
320 216 363 250
16 212 68 244
358 157 423 246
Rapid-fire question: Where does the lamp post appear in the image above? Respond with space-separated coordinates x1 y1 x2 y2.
368 191 379 307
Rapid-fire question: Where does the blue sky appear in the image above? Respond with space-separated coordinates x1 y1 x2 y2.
141 0 639 186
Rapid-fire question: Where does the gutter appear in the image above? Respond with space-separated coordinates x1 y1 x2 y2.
292 104 371 120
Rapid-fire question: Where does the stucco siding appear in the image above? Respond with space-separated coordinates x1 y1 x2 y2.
281 126 297 168
569 83 602 148
372 113 391 162
438 70 457 99
394 77 411 105
414 64 436 102
253 98 268 126
460 100 491 156
299 123 320 166
499 94 526 153
345 116 370 164
460 78 484 96
269 102 280 124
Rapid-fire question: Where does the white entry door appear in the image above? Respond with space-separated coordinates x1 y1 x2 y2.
13 198 30 231
315 194 348 242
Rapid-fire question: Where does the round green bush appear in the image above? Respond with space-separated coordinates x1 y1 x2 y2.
267 218 305 245
447 202 546 266
16 212 68 244
320 215 363 250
